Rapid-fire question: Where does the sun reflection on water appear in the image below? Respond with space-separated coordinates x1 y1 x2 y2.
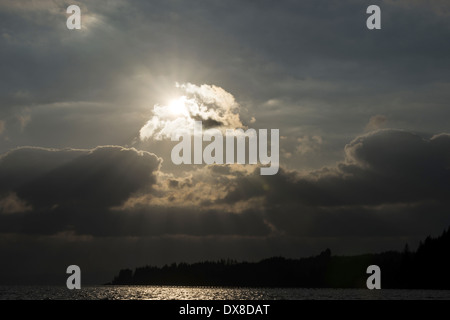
1 286 450 300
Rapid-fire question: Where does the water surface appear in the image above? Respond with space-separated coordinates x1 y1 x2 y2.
1 286 449 300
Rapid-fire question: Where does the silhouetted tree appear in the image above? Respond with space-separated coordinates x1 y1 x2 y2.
109 227 450 289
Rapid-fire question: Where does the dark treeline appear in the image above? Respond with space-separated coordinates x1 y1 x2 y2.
109 228 450 289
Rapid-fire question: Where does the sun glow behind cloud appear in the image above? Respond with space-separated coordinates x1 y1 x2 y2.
139 83 243 141
168 97 189 117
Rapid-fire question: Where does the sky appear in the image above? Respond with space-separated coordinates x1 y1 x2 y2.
1 0 450 284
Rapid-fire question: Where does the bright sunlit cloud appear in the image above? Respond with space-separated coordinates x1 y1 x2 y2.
139 83 244 141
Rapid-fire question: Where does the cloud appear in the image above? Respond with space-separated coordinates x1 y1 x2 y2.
2 0 450 168
108 129 450 239
0 146 162 234
0 145 271 237
0 120 5 135
296 135 323 155
17 108 31 131
226 130 450 205
3 130 449 239
139 83 243 140
0 193 31 214
365 115 387 132
0 0 105 31
121 165 259 213
17 146 161 208
221 130 450 237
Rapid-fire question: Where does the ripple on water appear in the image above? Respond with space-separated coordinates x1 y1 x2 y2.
0 286 450 300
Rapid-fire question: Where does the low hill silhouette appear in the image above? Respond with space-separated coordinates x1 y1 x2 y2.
109 227 450 289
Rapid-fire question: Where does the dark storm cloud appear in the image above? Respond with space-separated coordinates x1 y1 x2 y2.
0 146 160 234
223 130 450 205
0 146 269 237
4 130 447 239
0 146 161 207
222 130 450 237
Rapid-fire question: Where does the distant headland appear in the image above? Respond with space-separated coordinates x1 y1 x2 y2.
109 227 450 289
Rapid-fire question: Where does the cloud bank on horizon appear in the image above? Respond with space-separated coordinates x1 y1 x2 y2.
1 129 450 240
